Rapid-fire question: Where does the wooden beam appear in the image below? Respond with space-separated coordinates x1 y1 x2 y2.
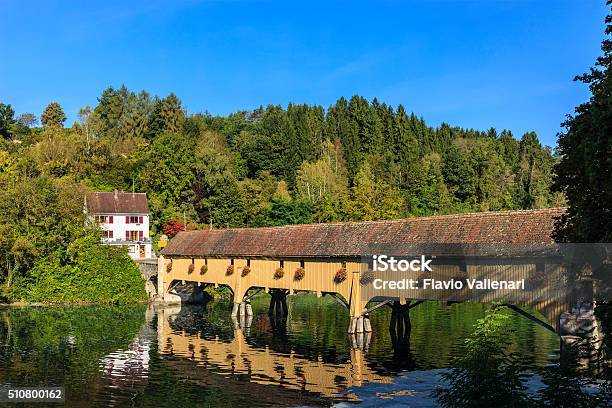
243 288 263 302
365 299 393 315
503 304 557 335
330 293 349 309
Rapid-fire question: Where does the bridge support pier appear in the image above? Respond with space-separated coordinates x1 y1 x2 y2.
559 302 603 366
390 301 411 334
268 289 289 317
348 315 372 334
232 300 254 318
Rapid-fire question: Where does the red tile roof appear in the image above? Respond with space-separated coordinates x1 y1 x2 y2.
162 208 566 258
85 191 149 214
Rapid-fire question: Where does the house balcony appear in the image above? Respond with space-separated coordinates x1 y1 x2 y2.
101 238 152 245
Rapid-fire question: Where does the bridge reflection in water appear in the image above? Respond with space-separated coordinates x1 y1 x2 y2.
157 305 392 399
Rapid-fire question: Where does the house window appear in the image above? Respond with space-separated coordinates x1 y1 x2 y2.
95 215 113 224
125 231 144 241
102 230 114 239
126 216 144 224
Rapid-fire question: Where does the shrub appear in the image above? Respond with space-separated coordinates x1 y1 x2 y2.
10 237 147 303
162 220 185 238
274 267 284 279
433 305 530 407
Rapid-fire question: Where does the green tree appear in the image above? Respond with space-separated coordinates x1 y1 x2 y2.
434 306 531 408
295 140 348 205
253 197 313 226
238 173 278 226
552 5 612 397
344 162 405 221
408 153 453 215
0 103 16 139
92 86 150 141
326 97 361 183
515 132 554 209
41 102 66 129
135 132 196 227
192 131 245 227
554 1 612 243
394 104 419 189
443 141 477 205
147 93 185 138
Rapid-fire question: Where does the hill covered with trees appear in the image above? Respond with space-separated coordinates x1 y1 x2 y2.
0 91 561 299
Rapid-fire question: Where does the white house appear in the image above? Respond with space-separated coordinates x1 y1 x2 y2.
85 191 153 259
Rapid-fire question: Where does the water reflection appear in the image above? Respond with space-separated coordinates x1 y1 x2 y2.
159 305 390 400
0 296 560 407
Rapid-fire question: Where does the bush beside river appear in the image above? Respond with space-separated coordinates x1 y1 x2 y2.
7 234 147 304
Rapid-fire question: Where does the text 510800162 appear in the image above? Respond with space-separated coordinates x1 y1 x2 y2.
0 386 65 403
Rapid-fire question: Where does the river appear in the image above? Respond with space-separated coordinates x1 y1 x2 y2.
0 294 559 407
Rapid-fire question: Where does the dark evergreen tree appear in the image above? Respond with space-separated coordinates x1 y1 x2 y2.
554 1 612 242
147 93 185 138
443 142 477 204
326 97 361 183
123 90 150 140
0 102 15 139
393 104 419 189
515 132 554 209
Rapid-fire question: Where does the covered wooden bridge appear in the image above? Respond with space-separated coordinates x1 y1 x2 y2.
159 208 579 335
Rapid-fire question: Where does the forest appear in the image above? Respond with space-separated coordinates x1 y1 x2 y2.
0 90 560 300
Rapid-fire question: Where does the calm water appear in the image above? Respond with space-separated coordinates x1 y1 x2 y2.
0 295 559 407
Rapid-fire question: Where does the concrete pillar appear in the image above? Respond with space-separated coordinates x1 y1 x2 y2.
246 302 253 316
356 316 364 333
231 302 240 317
348 317 357 334
157 255 167 300
559 302 602 365
363 316 372 333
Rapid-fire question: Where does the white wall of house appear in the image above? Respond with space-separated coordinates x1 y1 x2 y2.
92 212 153 259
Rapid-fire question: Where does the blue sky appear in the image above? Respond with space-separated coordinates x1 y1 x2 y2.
0 0 607 147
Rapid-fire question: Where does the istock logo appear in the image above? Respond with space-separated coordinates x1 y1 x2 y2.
372 255 433 272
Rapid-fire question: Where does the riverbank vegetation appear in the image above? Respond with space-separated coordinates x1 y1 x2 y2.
434 305 611 407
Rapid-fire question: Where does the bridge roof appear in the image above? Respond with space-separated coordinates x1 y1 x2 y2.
162 208 565 258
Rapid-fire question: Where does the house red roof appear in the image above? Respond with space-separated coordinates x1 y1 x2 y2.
162 208 565 259
85 191 149 214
